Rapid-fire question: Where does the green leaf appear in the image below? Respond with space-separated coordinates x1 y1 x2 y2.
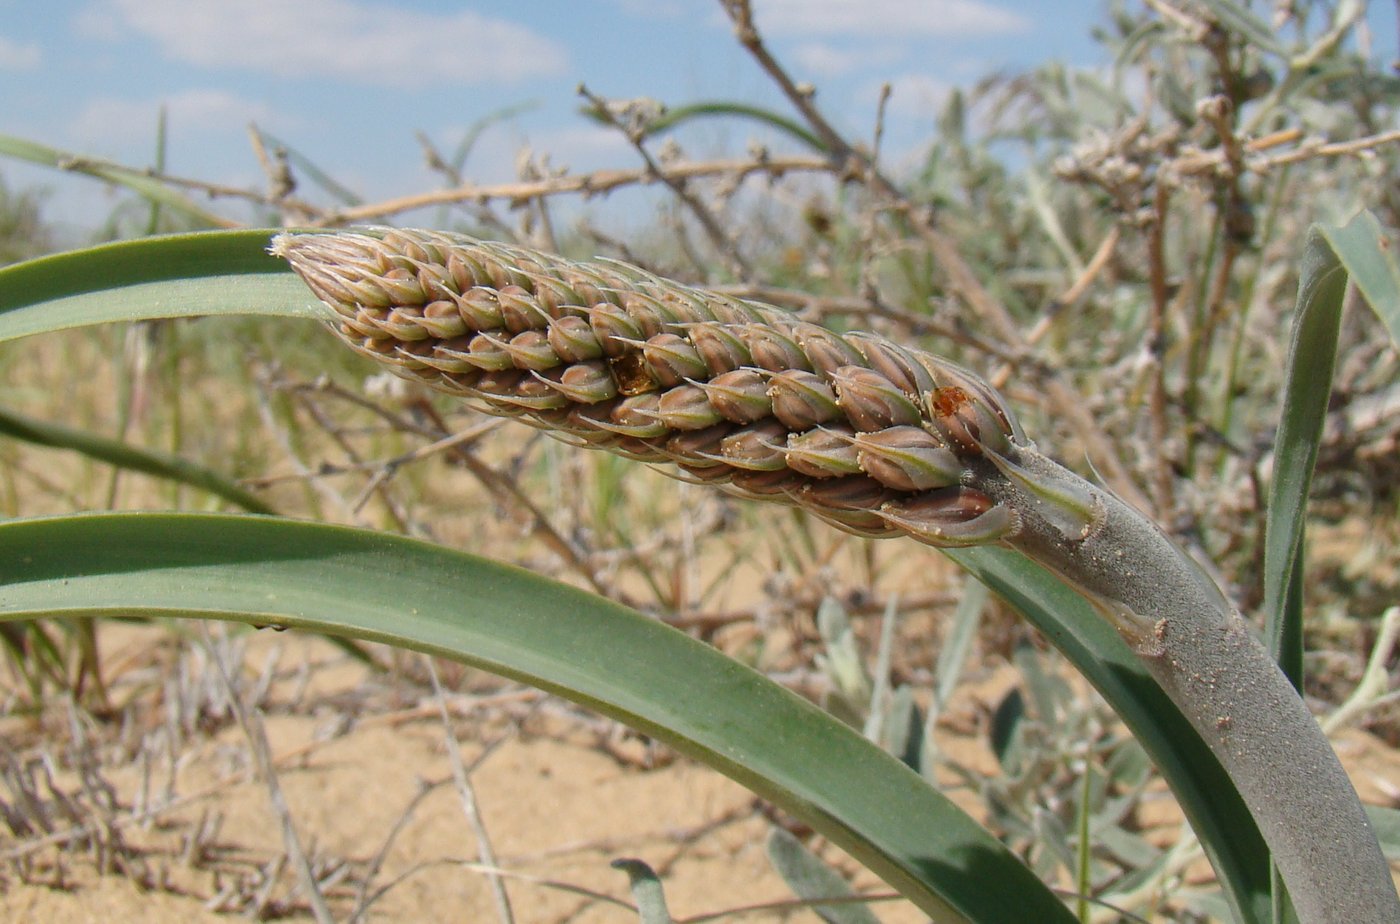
1195 0 1287 57
1264 213 1400 688
0 405 276 514
1316 211 1400 349
611 859 675 924
1365 805 1400 861
0 134 234 229
767 827 882 924
0 511 1075 924
579 99 830 154
0 229 324 345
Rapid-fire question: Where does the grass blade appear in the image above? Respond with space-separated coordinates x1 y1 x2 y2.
0 511 1077 924
0 405 276 514
0 134 234 229
0 229 322 344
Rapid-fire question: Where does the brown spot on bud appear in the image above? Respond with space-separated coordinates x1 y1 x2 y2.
608 351 658 396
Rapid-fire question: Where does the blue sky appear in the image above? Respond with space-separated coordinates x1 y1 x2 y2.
0 1 1395 233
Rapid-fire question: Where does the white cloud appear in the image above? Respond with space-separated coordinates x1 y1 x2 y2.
876 73 956 118
81 0 568 87
0 34 42 69
68 89 285 146
791 42 873 76
753 0 1029 37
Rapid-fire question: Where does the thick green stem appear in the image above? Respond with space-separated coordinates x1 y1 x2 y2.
975 445 1398 924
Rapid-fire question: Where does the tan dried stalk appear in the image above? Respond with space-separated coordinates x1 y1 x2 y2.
274 228 1398 924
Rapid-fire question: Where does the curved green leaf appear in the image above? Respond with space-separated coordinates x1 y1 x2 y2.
0 406 276 514
1265 212 1400 687
0 229 323 344
580 99 830 154
0 511 1074 924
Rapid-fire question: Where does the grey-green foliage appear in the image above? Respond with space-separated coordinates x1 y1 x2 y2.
767 827 883 924
612 859 675 924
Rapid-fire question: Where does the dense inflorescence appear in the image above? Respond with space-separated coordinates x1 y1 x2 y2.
274 228 1027 547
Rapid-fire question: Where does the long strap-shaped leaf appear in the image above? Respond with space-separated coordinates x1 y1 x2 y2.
0 511 1070 924
0 229 322 343
0 230 1275 922
1265 213 1400 685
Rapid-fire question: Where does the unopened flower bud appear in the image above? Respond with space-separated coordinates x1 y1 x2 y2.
538 361 618 404
767 370 840 429
696 369 771 424
642 333 709 387
653 384 725 430
878 488 1018 546
688 322 753 374
497 285 551 332
547 316 604 363
852 426 965 491
419 300 469 339
831 366 922 431
785 428 862 478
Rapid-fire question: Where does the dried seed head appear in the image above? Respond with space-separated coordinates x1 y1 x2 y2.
273 228 1029 550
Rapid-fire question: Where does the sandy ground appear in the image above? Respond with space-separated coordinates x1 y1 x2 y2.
2 618 1397 923
0 622 948 923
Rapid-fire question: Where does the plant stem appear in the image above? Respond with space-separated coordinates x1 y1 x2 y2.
973 445 1399 924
